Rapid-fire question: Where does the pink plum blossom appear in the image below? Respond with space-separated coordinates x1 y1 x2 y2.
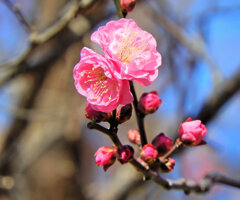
178 118 207 146
91 18 162 86
73 47 133 113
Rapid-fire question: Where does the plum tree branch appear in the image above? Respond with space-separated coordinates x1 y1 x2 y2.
0 0 101 89
129 81 148 146
147 2 222 89
197 67 240 124
3 0 32 32
87 121 240 194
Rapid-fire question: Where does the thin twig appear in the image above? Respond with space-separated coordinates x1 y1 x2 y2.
87 122 122 146
161 139 182 161
87 120 240 194
129 81 148 146
147 2 222 89
0 0 101 90
197 66 240 124
0 0 99 68
113 0 124 18
3 0 31 32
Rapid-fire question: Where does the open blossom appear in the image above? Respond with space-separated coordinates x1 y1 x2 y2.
73 47 133 113
178 118 207 146
91 18 161 86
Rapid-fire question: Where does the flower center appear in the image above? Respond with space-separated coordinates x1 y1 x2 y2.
81 67 111 100
117 32 148 63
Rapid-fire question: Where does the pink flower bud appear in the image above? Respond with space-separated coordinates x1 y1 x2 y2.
138 91 162 115
178 118 207 146
140 144 158 164
120 0 136 13
85 102 111 122
94 146 116 171
152 133 173 156
116 104 132 124
159 157 175 173
117 145 134 164
128 129 141 146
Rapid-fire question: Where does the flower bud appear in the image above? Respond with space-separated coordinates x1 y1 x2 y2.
178 118 207 146
85 102 111 122
120 0 136 13
140 144 158 164
116 104 132 124
152 133 173 156
117 145 134 164
159 157 175 173
94 146 116 171
128 129 141 146
138 91 162 115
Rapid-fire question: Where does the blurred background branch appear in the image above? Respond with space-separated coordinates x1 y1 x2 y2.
0 0 240 200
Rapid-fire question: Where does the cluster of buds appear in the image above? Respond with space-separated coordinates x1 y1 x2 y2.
94 145 134 171
138 134 175 172
124 119 207 173
88 91 206 172
85 102 132 124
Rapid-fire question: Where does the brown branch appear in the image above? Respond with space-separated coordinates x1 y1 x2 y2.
87 122 122 146
129 81 147 146
0 0 100 86
88 121 240 194
116 178 146 200
147 2 222 88
197 67 240 124
3 0 31 32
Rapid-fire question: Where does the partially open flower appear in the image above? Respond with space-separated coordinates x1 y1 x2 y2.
138 91 162 115
140 144 158 164
152 133 173 156
159 157 175 173
178 118 207 146
116 104 132 124
85 102 111 122
117 145 134 164
120 0 136 13
94 146 116 171
128 129 141 146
